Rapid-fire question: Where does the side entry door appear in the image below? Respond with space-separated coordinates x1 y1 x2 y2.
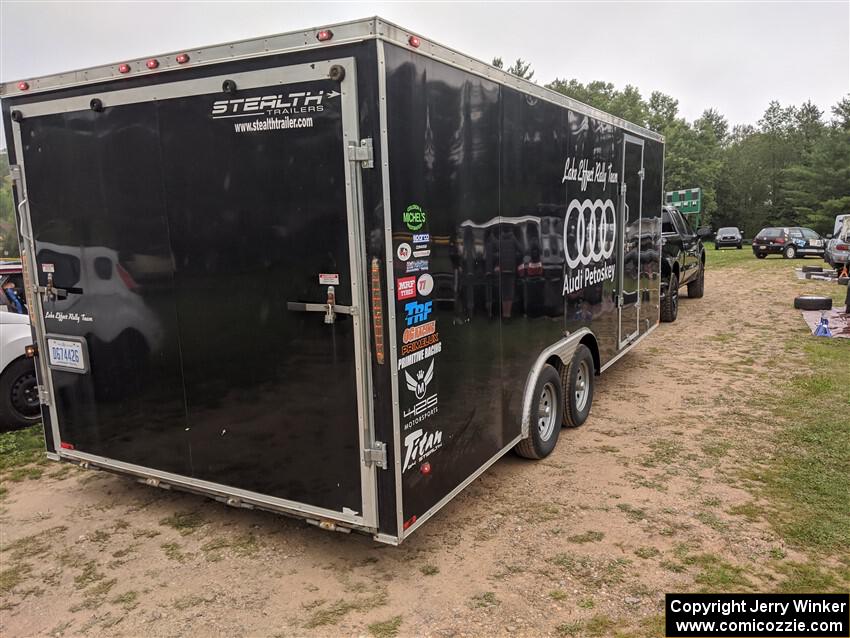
618 135 645 347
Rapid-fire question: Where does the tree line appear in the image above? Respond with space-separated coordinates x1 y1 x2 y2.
495 57 850 238
1 64 847 256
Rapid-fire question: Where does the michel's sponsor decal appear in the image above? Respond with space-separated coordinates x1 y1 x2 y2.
211 90 339 118
396 276 417 301
561 198 617 295
402 427 442 471
404 300 432 326
403 204 427 231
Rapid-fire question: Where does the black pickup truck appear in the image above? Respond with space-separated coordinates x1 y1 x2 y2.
660 206 707 322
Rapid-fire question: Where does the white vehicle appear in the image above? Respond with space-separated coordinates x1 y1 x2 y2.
1 264 39 428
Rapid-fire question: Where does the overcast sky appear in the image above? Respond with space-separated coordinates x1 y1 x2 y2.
1 1 848 148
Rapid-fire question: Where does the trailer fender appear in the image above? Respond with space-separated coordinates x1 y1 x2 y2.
520 328 596 439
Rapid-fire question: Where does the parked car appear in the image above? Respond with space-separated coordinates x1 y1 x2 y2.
1 262 40 429
825 215 850 273
714 226 743 249
660 206 707 322
752 227 826 259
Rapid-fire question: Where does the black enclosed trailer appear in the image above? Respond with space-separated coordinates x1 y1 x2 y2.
2 17 664 544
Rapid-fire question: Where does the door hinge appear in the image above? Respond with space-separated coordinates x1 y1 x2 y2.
364 441 387 469
37 385 51 406
348 138 374 169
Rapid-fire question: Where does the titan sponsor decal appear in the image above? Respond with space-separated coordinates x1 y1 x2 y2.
401 332 440 356
211 90 339 119
396 276 417 301
561 198 617 295
412 233 430 244
405 360 435 400
396 242 412 262
402 427 443 471
416 273 434 296
405 259 429 274
403 204 427 231
398 340 442 370
404 300 433 326
402 320 436 344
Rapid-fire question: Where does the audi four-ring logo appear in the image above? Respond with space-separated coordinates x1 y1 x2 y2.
563 198 617 269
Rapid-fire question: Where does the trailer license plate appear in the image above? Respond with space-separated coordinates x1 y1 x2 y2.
47 338 85 371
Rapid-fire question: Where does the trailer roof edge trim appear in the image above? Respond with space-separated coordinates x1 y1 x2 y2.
0 16 663 144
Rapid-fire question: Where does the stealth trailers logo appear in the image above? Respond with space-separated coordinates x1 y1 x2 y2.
211 90 340 119
562 198 617 295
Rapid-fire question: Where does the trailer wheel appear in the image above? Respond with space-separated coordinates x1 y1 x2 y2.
660 273 678 322
515 364 563 460
562 345 594 428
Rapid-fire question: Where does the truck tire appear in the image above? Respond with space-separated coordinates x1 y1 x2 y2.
793 295 832 311
784 245 797 259
660 273 678 322
737 243 742 249
0 357 41 430
687 262 705 298
756 253 766 259
562 345 594 428
515 364 563 460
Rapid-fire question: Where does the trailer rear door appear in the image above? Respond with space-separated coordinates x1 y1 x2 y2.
11 58 378 528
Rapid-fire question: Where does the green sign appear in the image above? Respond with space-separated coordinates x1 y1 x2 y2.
666 188 702 215
403 204 427 231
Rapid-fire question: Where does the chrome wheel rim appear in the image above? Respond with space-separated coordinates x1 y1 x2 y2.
537 382 557 441
574 360 590 412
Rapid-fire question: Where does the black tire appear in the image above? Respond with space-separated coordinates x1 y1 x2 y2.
736 243 742 249
515 364 563 460
793 295 832 311
660 273 679 322
0 357 41 430
756 253 766 259
784 245 797 259
562 345 595 428
802 266 823 273
714 244 718 250
837 277 849 286
687 261 705 298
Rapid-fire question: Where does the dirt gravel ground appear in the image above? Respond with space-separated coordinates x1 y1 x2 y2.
1 259 846 637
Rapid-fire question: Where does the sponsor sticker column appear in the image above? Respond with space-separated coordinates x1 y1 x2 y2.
394 204 443 476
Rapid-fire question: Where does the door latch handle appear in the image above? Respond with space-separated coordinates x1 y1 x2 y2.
286 286 357 323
